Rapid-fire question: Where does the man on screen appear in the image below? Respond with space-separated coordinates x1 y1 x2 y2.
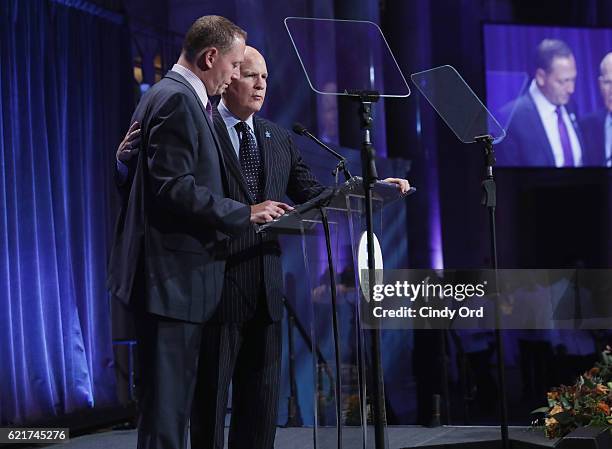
580 52 612 167
498 39 585 167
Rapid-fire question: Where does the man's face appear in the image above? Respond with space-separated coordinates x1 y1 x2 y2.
536 55 577 106
206 37 246 96
599 61 612 112
223 48 267 119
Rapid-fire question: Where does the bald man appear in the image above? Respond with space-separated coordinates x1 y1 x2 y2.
580 52 612 167
189 46 325 449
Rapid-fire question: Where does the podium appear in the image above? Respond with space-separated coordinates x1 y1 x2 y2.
257 176 414 449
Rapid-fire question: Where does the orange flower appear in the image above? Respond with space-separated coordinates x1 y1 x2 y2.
550 404 563 416
595 384 609 395
544 417 559 438
589 367 600 376
547 391 559 401
544 416 557 426
597 402 610 415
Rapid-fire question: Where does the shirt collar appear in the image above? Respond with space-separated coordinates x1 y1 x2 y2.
170 64 209 109
218 98 255 133
529 79 558 116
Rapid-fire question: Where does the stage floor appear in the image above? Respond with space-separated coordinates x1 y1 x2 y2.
43 425 557 449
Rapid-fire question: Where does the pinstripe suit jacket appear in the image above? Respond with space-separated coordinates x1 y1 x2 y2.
211 110 324 322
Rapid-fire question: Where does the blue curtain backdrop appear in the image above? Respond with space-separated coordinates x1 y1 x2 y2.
0 0 132 424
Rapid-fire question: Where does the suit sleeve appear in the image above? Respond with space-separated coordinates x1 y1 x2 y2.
113 107 143 191
496 126 520 166
147 93 250 236
285 134 326 204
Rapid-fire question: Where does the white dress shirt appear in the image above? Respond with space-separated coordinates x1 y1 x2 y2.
217 99 257 159
170 64 210 111
529 79 582 167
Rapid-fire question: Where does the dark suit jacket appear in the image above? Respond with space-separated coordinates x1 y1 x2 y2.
211 110 324 322
107 71 250 323
497 92 585 167
580 110 608 166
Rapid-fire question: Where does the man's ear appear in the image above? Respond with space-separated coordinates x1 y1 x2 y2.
535 68 546 87
196 47 218 71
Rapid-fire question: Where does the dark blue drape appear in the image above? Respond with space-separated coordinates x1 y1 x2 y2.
0 0 132 424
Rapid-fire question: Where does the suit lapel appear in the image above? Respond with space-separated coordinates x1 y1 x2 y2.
164 71 228 173
526 93 556 166
599 111 607 161
212 110 256 203
566 103 587 163
254 117 273 198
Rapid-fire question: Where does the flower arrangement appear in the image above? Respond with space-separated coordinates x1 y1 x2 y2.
532 346 612 438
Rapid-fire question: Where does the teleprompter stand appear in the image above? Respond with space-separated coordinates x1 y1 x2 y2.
284 17 412 448
411 66 509 449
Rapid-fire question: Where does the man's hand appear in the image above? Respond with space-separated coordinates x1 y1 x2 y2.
250 200 294 224
116 121 141 162
383 177 411 194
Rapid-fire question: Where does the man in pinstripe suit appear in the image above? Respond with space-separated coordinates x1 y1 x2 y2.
188 46 325 449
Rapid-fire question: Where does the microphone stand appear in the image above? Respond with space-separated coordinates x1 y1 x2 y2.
293 124 353 184
293 123 351 447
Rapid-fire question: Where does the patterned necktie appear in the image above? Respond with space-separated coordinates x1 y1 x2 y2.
235 121 263 202
555 106 574 167
205 101 212 122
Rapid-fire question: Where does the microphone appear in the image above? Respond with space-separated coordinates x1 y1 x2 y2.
292 122 308 136
292 123 352 181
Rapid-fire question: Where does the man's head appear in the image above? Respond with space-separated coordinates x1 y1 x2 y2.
180 15 247 96
222 46 268 120
598 53 612 112
534 39 577 106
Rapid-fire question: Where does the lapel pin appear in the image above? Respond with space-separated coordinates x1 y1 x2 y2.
265 130 271 138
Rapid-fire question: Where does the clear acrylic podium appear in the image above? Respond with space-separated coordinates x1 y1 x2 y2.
257 177 414 449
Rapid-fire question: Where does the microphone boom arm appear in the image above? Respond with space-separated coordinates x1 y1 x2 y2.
293 123 353 182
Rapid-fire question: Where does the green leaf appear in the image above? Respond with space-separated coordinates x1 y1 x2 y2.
551 411 575 425
531 407 550 414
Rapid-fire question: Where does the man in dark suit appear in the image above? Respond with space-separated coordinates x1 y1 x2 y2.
497 39 585 167
107 18 292 449
580 52 612 167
